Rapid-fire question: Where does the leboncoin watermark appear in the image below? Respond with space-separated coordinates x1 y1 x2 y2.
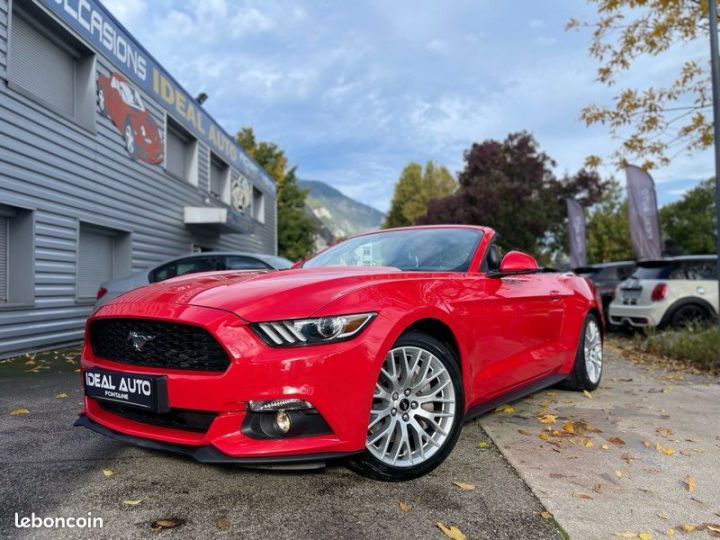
14 512 103 529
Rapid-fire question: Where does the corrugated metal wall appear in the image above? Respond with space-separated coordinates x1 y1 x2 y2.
0 0 277 358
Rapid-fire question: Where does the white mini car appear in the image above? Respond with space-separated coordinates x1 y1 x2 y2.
608 255 718 329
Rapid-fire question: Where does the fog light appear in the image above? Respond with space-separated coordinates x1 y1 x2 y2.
274 410 291 434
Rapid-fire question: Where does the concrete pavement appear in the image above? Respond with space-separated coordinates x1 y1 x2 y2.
0 349 561 540
480 342 720 540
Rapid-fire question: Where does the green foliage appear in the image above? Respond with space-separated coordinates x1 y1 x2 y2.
383 161 457 228
635 322 718 371
236 127 316 260
659 178 717 255
586 179 634 262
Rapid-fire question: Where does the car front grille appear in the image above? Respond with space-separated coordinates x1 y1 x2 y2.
98 401 218 433
89 318 230 372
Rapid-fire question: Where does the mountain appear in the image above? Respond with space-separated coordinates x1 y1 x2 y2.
298 179 385 240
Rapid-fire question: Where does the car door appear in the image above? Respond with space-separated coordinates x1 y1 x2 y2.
461 244 566 399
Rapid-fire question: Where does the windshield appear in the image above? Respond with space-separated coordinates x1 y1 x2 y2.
118 81 145 110
303 228 483 272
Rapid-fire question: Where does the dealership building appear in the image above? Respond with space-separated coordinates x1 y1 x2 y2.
0 0 278 358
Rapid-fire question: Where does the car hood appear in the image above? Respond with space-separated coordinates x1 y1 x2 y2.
102 266 403 321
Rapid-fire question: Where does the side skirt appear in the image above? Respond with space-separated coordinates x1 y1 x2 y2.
463 373 567 423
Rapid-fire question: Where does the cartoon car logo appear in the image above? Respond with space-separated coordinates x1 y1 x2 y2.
97 72 163 165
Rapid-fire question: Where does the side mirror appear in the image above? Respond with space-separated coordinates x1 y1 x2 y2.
497 251 539 275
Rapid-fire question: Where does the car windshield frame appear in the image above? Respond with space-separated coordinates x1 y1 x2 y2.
302 228 484 272
118 81 145 111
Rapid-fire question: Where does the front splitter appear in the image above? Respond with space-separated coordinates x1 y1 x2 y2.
74 414 361 470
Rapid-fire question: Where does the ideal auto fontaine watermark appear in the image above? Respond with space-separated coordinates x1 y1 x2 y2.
14 512 103 530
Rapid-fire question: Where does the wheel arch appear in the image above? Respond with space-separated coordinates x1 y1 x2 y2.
659 296 717 327
402 318 462 373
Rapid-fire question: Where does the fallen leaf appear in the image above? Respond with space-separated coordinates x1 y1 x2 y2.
572 491 593 500
518 429 532 436
615 470 623 480
638 533 652 540
452 482 476 491
594 483 603 493
538 414 557 424
656 427 673 437
657 512 668 520
539 433 550 441
681 524 696 533
478 442 489 448
217 517 230 529
655 441 675 456
666 528 675 537
123 499 143 506
56 392 68 399
546 391 557 397
399 502 411 512
563 422 575 434
601 444 610 450
642 440 652 448
102 468 113 477
685 475 695 493
150 518 185 531
10 409 29 416
540 511 552 520
609 436 626 446
437 522 467 540
583 390 593 399
495 404 515 414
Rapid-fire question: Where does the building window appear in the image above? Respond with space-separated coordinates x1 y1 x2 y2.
165 117 198 185
8 1 95 131
77 223 131 300
252 188 265 224
209 153 230 204
0 205 34 306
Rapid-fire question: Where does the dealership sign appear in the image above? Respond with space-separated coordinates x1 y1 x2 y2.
41 0 275 193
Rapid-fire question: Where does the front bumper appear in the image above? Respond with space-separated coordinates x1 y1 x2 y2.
74 415 359 469
78 302 387 461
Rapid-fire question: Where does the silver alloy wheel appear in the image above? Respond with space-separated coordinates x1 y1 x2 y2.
584 319 603 384
366 346 456 467
125 125 135 154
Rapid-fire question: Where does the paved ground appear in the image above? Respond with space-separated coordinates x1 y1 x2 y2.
481 341 720 540
0 349 561 540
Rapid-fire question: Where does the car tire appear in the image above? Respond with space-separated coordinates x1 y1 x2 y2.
348 331 464 481
670 303 711 328
559 313 603 392
97 88 106 115
123 119 137 159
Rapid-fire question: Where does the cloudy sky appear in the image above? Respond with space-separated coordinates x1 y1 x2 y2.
104 0 713 212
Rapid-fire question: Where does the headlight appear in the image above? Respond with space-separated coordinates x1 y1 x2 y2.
252 312 376 346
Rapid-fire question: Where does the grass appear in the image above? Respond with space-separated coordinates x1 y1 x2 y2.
633 322 719 371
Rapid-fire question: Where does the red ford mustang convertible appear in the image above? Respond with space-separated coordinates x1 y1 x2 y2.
76 225 603 480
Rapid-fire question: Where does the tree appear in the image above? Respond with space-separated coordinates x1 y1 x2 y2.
569 1 713 170
383 161 458 228
660 177 717 254
236 127 317 260
586 178 634 262
419 132 607 260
